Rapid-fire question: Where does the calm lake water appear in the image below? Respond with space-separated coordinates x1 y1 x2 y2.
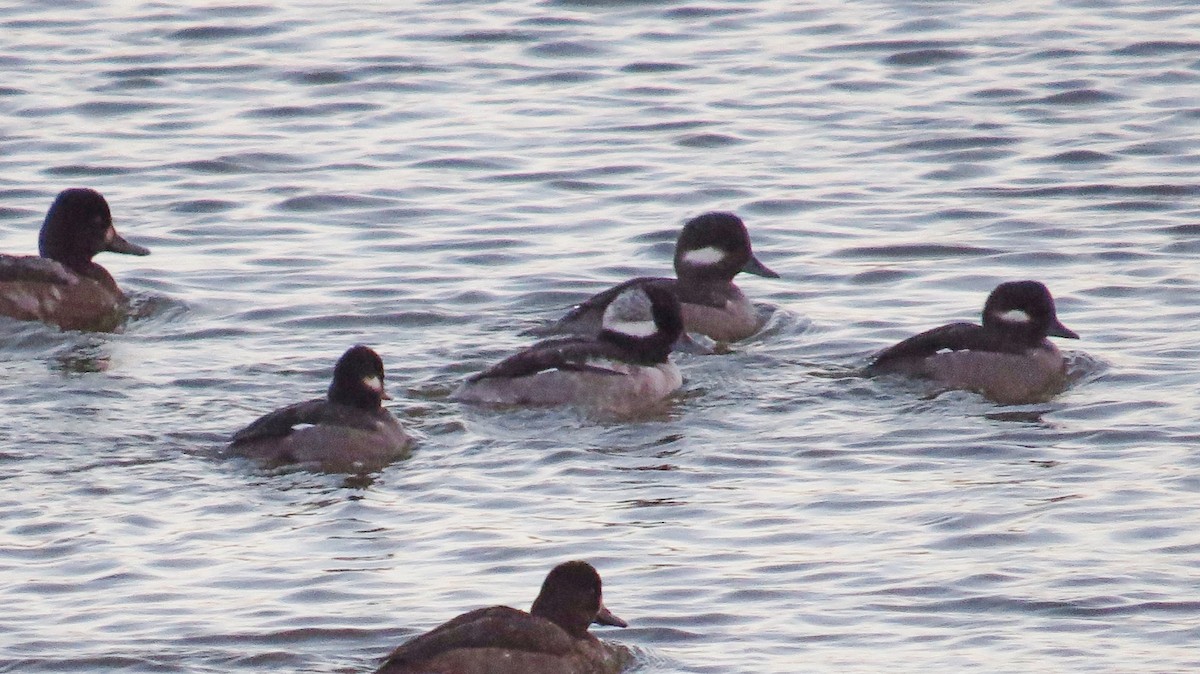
3 1 1200 672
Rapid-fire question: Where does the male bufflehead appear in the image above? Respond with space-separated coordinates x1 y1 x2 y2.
541 212 778 343
229 345 412 471
375 561 628 674
0 188 150 331
454 284 684 414
867 280 1079 404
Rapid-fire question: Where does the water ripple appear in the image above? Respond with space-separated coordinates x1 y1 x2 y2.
2 2 1199 674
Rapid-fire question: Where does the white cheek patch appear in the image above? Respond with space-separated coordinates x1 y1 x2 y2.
605 318 658 338
104 227 115 243
362 376 384 393
682 246 726 266
996 309 1032 323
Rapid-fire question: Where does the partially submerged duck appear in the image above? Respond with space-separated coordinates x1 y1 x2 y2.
375 561 630 674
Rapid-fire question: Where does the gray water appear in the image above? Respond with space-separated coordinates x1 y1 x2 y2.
3 1 1200 672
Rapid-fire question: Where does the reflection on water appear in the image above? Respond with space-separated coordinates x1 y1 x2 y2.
50 348 112 374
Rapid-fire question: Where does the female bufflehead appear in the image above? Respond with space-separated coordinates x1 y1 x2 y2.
542 212 778 343
229 345 412 472
375 561 628 674
454 285 684 414
867 280 1079 404
0 188 150 331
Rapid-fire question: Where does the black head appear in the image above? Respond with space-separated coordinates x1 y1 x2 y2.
981 280 1078 343
38 188 150 277
598 284 684 364
328 345 391 410
530 561 627 638
672 211 778 281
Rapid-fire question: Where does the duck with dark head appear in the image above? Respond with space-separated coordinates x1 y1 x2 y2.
229 345 413 472
537 211 779 344
867 280 1080 404
376 561 630 674
0 188 150 331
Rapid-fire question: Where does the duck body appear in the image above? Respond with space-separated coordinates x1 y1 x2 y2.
229 398 411 471
229 346 412 472
552 275 762 344
867 280 1079 404
0 188 149 332
375 605 627 674
454 285 684 414
0 262 125 332
376 561 629 674
452 334 683 414
543 212 777 343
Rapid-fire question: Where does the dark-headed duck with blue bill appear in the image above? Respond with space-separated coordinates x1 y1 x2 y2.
0 188 150 331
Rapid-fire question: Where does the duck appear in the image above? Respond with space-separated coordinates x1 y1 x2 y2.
0 188 150 331
375 560 630 674
228 345 413 472
539 211 778 343
866 280 1079 404
452 284 684 414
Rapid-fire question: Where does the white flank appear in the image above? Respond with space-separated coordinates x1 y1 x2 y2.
606 318 659 338
584 358 628 374
996 309 1032 323
682 246 726 266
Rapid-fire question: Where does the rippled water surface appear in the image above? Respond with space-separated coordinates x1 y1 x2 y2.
3 1 1200 672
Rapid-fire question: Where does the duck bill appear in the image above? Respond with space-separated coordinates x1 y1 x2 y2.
1047 319 1079 340
740 254 779 279
106 230 151 256
594 602 628 628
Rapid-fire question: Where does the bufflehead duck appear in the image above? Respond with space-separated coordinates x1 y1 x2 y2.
0 188 150 331
541 212 778 343
453 284 684 414
229 345 412 472
867 280 1079 404
375 561 629 674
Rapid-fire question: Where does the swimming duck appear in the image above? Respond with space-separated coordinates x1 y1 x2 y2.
867 280 1079 404
540 212 778 343
0 188 150 331
229 345 412 471
453 284 684 414
375 560 629 674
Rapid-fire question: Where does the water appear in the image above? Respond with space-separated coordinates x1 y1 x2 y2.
2 1 1200 672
